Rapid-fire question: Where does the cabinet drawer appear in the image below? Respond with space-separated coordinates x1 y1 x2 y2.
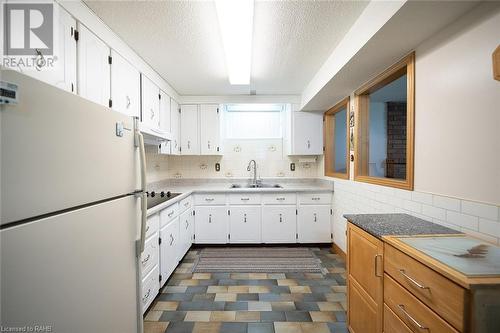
141 233 159 278
384 304 412 333
145 213 159 239
262 193 296 205
141 265 159 314
384 274 459 333
229 193 261 205
298 192 332 205
384 244 465 331
159 203 179 227
179 196 193 212
195 193 226 205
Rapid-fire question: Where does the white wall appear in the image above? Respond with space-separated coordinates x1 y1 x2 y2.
326 2 500 251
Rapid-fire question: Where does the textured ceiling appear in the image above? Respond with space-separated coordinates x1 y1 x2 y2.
84 0 368 96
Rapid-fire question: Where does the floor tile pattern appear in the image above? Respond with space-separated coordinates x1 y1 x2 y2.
144 247 347 333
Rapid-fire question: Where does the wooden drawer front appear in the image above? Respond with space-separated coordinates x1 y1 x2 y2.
195 193 226 205
384 274 459 333
145 213 159 239
229 193 261 205
141 266 159 314
179 196 193 212
141 233 159 278
159 203 180 227
298 192 332 205
384 244 465 331
262 193 296 205
384 304 412 333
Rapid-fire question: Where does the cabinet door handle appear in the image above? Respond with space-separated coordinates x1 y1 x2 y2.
142 288 151 303
374 254 383 277
399 269 429 289
279 214 283 223
174 140 178 149
141 254 150 265
208 141 211 149
150 109 154 119
168 211 174 217
208 214 212 223
184 202 190 207
313 213 317 222
187 140 191 149
185 220 189 229
398 304 428 330
307 140 311 149
145 224 150 233
244 214 247 223
126 95 131 108
34 48 45 69
169 234 174 245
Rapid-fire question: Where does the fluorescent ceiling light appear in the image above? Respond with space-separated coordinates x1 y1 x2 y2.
215 0 254 85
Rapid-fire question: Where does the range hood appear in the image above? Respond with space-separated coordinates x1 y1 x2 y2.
138 122 171 146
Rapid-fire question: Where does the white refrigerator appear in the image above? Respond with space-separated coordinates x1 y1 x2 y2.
0 70 148 333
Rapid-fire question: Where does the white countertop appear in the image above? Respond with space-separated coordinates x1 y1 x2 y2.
146 179 333 216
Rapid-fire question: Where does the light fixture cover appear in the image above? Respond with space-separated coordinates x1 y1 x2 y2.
215 0 254 85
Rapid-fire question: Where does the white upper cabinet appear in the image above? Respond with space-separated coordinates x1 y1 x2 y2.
159 90 171 137
180 105 200 155
25 5 76 93
141 75 161 131
285 105 323 155
200 104 221 155
77 24 110 106
170 100 181 155
110 50 140 118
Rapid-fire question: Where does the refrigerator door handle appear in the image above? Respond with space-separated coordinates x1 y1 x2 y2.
137 131 147 254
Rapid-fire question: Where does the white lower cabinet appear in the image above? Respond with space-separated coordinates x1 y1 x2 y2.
179 209 194 259
194 206 228 243
159 218 179 287
297 205 332 243
229 206 262 243
141 265 159 314
262 206 297 243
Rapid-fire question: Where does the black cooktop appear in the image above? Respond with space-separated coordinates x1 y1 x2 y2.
146 191 182 210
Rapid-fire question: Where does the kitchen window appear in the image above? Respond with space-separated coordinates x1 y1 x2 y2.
224 103 284 139
324 97 350 179
354 52 415 190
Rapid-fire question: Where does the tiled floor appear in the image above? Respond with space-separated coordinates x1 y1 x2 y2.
144 247 347 333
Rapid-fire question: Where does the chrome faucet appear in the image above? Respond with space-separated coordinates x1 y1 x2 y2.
247 159 257 185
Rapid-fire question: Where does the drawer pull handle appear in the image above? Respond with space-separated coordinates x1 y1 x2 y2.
244 214 247 223
276 197 285 201
170 234 174 245
313 213 317 222
142 288 151 303
205 198 214 202
168 211 174 217
241 198 250 201
209 214 212 223
399 269 429 289
374 254 383 277
184 202 189 207
398 304 428 330
141 254 150 265
312 197 320 201
146 225 150 232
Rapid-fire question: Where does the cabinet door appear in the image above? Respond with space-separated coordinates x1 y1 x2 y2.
229 206 261 243
24 5 76 93
262 206 297 243
160 90 171 137
170 99 181 155
159 218 179 286
200 104 220 155
77 24 110 106
180 104 200 155
194 206 228 244
179 209 193 259
141 75 161 130
110 50 140 117
347 223 383 333
297 205 331 243
293 111 323 155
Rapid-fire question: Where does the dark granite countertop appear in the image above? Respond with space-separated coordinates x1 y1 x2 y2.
344 213 462 239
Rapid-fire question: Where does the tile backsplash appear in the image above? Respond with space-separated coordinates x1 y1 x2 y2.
146 138 320 182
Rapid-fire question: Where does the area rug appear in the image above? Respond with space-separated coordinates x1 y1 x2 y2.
192 247 322 273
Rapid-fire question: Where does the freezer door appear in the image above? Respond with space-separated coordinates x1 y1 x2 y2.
0 195 141 333
0 70 140 225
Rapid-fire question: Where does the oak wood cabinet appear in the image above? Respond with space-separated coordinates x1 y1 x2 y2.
347 223 384 333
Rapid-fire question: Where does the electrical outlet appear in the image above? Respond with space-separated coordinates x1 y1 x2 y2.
215 163 221 172
290 163 295 171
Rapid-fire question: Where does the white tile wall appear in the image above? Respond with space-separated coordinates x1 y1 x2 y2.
329 178 500 251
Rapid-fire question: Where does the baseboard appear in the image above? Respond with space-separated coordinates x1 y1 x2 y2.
331 242 346 260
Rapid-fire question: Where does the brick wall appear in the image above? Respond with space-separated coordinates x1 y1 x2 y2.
386 102 407 179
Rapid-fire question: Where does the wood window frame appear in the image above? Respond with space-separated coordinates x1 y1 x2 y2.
354 52 415 190
324 96 350 179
